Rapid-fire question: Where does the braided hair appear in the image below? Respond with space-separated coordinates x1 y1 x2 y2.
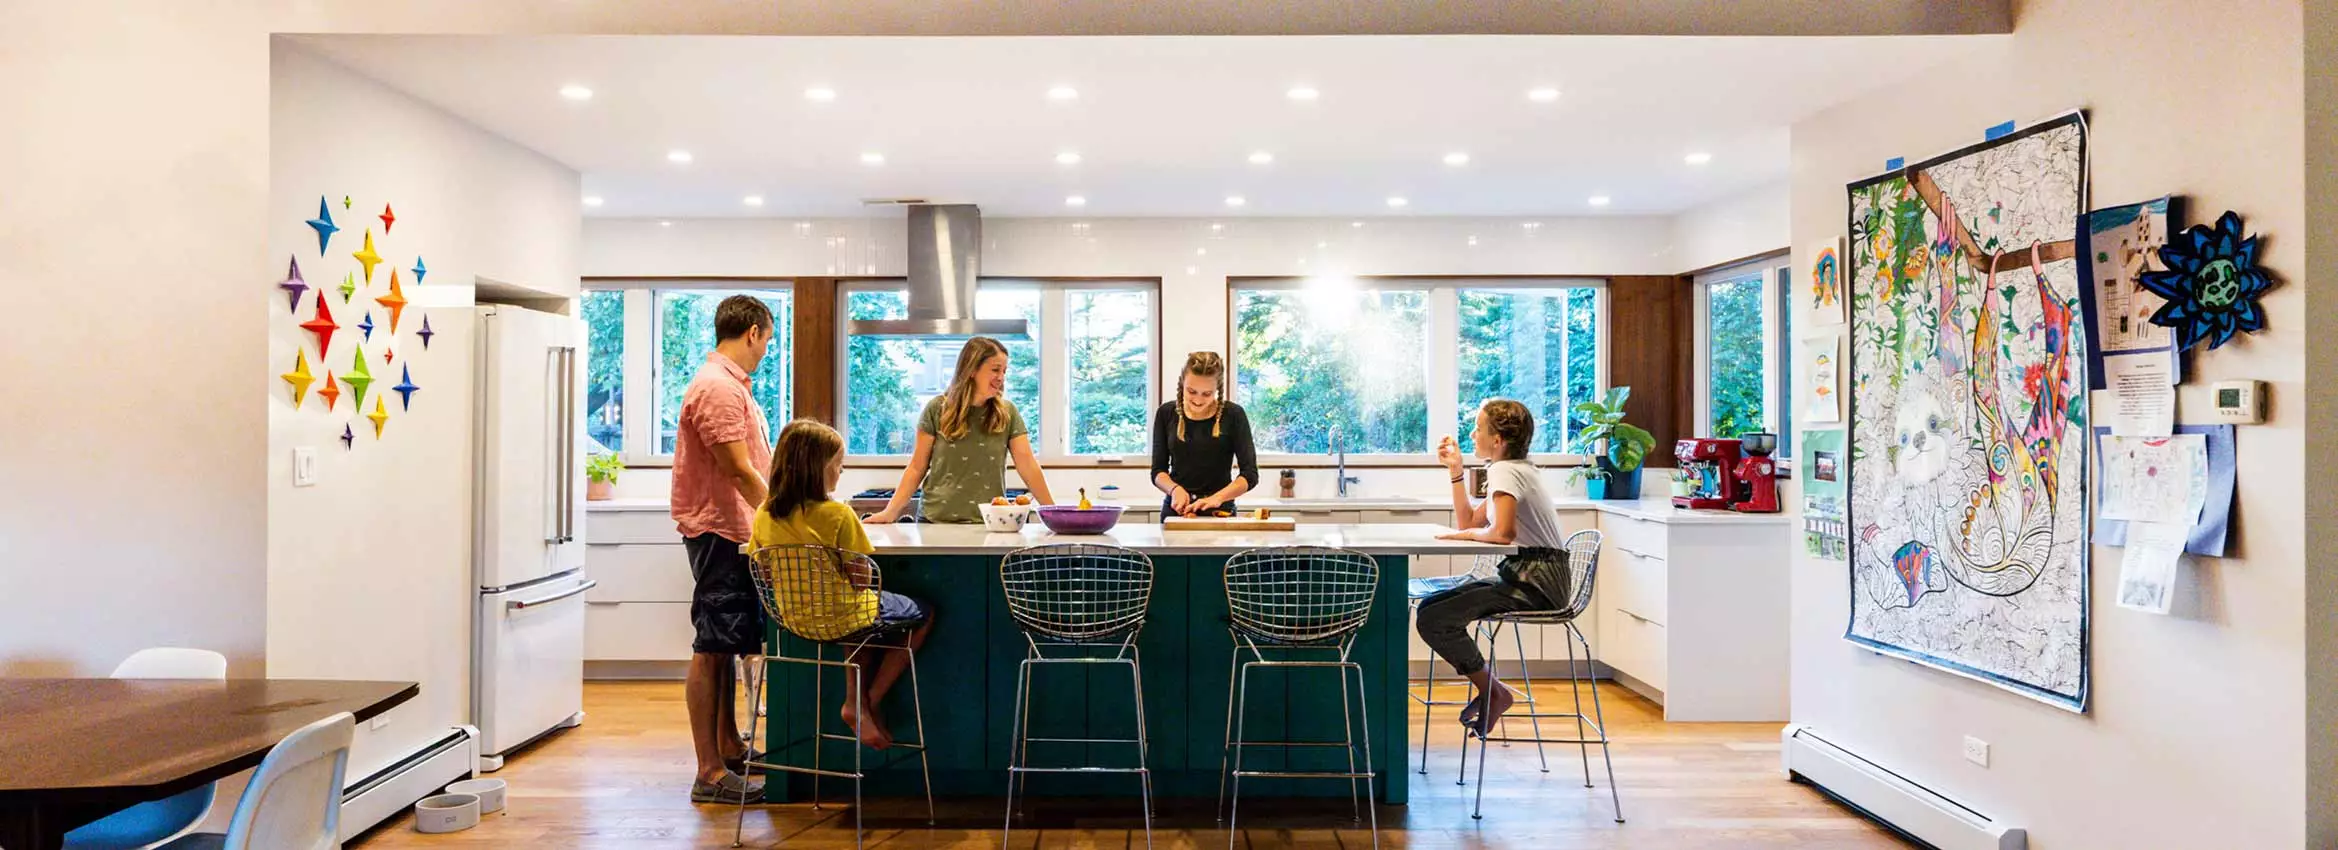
1175 351 1227 442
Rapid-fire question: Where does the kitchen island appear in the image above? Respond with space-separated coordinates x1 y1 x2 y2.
758 522 1511 805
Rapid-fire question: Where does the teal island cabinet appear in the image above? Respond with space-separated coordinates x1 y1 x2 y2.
757 522 1510 805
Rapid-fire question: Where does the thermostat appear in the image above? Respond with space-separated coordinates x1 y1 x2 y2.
2212 380 2266 424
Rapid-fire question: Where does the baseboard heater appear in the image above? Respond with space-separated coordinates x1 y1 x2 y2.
1780 724 2025 850
339 725 478 843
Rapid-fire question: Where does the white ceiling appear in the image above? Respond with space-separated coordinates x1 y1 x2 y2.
297 34 1991 218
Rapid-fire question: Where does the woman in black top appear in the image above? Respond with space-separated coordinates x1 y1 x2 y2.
1151 351 1260 516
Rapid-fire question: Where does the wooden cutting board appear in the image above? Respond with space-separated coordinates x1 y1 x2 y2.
1161 516 1299 532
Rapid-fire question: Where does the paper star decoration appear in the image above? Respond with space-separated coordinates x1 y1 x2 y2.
358 311 376 341
342 195 352 210
352 229 383 283
380 203 396 233
376 268 409 333
305 197 339 254
319 369 342 411
344 344 375 409
340 423 354 449
338 272 356 303
393 365 420 410
367 397 391 439
281 349 315 408
418 316 435 349
299 293 339 354
410 255 428 285
384 347 395 365
277 256 308 311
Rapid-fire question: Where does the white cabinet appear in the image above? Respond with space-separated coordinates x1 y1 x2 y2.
583 601 694 662
1589 511 1789 721
581 516 698 664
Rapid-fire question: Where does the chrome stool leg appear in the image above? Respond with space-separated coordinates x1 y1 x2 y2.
1577 623 1624 823
1349 660 1381 850
1512 623 1549 771
1414 601 1435 775
1224 656 1255 850
1566 620 1593 787
732 653 768 848
907 646 935 826
1471 621 1499 819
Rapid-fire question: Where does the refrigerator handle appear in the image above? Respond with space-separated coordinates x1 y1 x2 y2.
545 346 564 544
563 345 580 543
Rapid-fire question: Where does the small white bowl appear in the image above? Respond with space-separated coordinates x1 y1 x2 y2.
414 792 481 833
445 778 507 814
979 502 1035 532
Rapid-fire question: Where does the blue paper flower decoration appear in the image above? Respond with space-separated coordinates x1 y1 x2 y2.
2138 211 2276 351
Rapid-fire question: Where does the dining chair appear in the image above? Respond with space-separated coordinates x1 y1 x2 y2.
64 648 230 850
159 711 355 850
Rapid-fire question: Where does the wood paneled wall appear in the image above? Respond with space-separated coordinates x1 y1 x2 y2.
1605 274 1694 454
790 277 839 426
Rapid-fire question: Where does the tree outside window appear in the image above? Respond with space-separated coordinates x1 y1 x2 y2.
1233 286 1428 453
1067 289 1153 454
1457 287 1600 453
843 287 1040 455
1705 274 1767 439
581 290 625 453
655 290 793 454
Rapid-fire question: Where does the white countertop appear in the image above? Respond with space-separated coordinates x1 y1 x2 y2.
861 522 1515 556
589 494 1789 525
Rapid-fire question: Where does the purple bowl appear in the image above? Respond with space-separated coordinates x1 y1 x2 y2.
1036 505 1124 535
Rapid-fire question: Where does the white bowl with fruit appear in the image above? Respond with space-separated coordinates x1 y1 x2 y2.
979 494 1040 532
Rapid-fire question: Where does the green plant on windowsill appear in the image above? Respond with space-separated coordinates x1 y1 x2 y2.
586 451 625 501
1566 386 1657 499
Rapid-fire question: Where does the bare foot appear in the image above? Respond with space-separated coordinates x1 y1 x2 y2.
1477 683 1520 734
841 702 893 750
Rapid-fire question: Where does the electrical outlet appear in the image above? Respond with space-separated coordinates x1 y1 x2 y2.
370 714 391 731
1961 735 1990 767
292 447 318 487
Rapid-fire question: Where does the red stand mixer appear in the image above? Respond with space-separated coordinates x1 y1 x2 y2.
1732 432 1782 513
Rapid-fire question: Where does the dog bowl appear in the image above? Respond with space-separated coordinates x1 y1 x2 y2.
979 502 1036 532
1036 505 1124 535
445 778 507 814
413 793 481 834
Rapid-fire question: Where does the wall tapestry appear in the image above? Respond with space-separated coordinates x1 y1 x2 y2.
1845 112 2090 712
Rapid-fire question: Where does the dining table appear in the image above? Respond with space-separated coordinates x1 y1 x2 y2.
0 677 418 850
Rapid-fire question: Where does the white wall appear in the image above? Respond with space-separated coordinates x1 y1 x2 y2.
1668 180 1791 271
267 42 579 779
1787 0 2306 847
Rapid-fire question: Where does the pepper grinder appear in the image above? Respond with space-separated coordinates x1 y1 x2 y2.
1279 468 1296 499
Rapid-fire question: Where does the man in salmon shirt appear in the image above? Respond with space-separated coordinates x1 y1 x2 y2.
670 295 776 802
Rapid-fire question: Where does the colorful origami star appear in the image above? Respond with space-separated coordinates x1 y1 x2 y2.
358 311 376 341
277 256 308 311
342 195 352 210
393 365 419 410
281 349 315 408
367 397 390 439
344 345 375 409
338 272 356 303
341 423 355 449
300 293 339 355
380 203 396 233
384 347 395 365
352 229 383 283
410 256 427 285
318 369 342 411
417 316 435 349
376 269 409 333
305 197 339 254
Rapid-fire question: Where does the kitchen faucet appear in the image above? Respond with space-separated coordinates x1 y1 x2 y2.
1331 424 1361 498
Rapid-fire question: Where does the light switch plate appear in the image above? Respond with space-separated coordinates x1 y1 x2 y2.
1962 735 1990 767
292 447 318 487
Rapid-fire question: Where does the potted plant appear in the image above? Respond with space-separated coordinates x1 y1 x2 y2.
586 451 624 501
1569 386 1657 500
1669 468 1698 498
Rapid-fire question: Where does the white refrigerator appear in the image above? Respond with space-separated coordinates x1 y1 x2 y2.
471 303 591 770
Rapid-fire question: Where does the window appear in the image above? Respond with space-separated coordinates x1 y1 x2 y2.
840 280 1159 458
1697 258 1793 456
582 283 793 461
1456 287 1600 454
1230 277 1602 458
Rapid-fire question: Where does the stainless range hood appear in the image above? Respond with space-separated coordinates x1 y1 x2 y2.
847 204 1029 339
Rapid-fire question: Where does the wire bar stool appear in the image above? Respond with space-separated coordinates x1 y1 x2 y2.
1408 555 1545 780
1463 529 1623 822
999 543 1157 848
1217 546 1381 850
735 544 936 850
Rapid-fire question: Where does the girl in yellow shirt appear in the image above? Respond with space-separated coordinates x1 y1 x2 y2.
752 419 933 750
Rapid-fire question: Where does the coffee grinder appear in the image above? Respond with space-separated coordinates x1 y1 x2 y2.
1672 438 1743 509
1732 432 1782 513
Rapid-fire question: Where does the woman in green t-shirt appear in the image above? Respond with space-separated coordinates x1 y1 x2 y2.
864 337 1059 523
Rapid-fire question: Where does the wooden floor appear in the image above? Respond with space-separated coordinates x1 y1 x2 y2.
351 681 1909 849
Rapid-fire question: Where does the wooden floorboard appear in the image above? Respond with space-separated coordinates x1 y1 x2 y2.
350 681 1910 848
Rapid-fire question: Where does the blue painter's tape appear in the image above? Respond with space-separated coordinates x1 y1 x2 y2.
1884 157 1905 171
1985 120 2017 140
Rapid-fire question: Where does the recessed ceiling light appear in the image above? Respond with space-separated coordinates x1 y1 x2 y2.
860 152 885 166
1588 195 1612 207
1055 151 1082 166
1225 196 1247 208
1186 266 1199 275
581 196 603 208
1210 223 1225 232
1064 195 1087 207
1527 87 1561 103
559 85 594 101
659 221 672 227
667 150 693 164
1196 248 1207 256
1467 236 1479 246
1351 221 1365 228
743 195 765 207
1386 196 1409 208
1684 152 1714 165
804 87 838 102
1286 86 1320 102
1047 85 1079 101
1443 152 1470 166
1248 151 1274 165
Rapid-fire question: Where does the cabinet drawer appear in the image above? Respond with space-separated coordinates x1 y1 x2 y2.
1287 510 1362 525
1362 508 1448 526
585 509 681 544
1603 606 1668 693
1599 512 1670 562
585 543 695 602
1602 546 1668 626
584 601 696 662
